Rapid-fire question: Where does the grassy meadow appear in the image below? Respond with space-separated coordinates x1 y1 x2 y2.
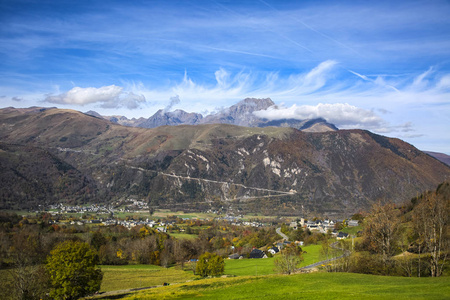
100 265 195 292
225 257 276 276
167 232 198 240
118 272 450 300
224 244 324 276
97 243 325 295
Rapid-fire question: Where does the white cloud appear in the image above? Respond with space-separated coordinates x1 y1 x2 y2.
31 61 448 149
412 67 433 89
127 60 340 113
253 103 384 130
122 62 449 142
45 85 145 109
163 95 181 112
436 75 450 91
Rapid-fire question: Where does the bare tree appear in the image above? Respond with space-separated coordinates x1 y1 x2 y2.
274 244 303 275
2 232 48 300
363 201 400 268
175 239 197 269
160 239 175 268
396 235 415 277
413 192 449 277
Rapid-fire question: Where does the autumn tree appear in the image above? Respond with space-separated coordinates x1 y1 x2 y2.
363 201 400 268
46 240 103 300
274 244 303 275
412 190 449 277
195 252 225 277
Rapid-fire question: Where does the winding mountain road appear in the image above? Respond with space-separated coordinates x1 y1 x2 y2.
56 147 297 201
276 227 289 240
127 165 296 200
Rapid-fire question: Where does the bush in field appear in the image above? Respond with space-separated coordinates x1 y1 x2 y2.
195 252 225 277
46 240 103 300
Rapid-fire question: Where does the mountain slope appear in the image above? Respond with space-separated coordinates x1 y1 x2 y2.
424 151 450 166
0 107 448 215
0 143 97 209
259 117 338 132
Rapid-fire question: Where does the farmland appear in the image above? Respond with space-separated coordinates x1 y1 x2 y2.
100 265 195 292
111 272 450 300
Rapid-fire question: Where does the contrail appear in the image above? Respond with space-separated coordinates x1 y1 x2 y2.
348 69 400 92
258 0 361 56
212 0 313 54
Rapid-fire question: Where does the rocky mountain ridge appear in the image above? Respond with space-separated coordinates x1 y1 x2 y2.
86 98 337 132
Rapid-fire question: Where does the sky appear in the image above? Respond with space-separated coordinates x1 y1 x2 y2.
1 0 450 154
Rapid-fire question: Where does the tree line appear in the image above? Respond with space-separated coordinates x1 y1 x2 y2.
326 181 449 277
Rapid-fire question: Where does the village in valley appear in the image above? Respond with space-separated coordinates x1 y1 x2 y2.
43 199 359 248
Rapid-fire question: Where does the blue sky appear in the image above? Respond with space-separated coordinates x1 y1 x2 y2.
1 0 450 153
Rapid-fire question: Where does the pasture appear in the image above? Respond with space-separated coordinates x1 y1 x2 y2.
224 244 323 276
100 265 195 292
97 243 325 296
118 272 450 300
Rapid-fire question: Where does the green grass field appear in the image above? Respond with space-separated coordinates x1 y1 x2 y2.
119 272 450 300
224 244 323 277
168 232 198 240
300 244 323 266
152 210 216 220
98 243 325 294
100 265 195 292
340 226 363 235
225 257 276 276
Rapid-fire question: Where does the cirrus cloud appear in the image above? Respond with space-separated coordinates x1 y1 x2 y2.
45 85 145 109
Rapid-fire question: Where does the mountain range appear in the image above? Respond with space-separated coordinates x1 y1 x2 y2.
1 103 449 216
85 98 338 132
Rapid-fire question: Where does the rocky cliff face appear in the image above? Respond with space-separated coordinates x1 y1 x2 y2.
139 109 203 128
200 98 275 127
1 107 449 215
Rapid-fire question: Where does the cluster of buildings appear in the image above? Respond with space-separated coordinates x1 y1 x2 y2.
289 218 359 239
48 199 151 215
214 215 266 227
48 203 113 214
102 218 169 232
60 217 170 232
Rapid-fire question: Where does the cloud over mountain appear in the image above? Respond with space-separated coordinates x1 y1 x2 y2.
253 103 384 130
